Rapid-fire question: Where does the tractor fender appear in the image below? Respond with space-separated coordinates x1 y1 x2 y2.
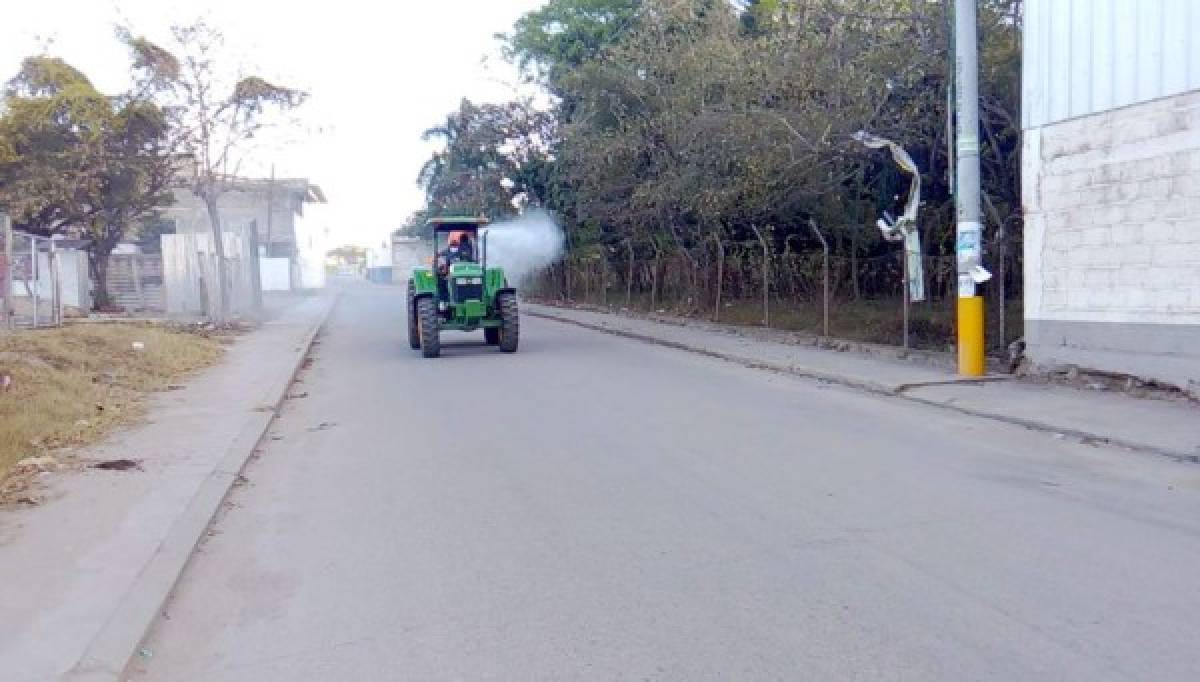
409 290 433 316
493 287 517 300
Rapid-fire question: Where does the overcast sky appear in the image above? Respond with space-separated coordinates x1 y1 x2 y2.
0 0 547 250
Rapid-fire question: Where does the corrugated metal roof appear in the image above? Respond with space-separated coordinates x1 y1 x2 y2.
1023 0 1200 129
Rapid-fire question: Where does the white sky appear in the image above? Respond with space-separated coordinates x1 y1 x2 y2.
0 0 547 251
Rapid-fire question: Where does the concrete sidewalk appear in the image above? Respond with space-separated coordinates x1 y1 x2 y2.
0 293 336 682
526 303 1200 462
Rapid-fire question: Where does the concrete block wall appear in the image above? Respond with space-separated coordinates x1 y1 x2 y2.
1023 91 1200 395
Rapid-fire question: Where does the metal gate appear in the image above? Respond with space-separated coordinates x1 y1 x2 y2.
1 218 65 329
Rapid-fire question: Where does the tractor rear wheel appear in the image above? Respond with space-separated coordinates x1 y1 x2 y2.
484 327 500 345
407 282 420 349
417 297 440 358
496 292 519 353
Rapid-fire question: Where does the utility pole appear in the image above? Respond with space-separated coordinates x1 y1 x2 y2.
954 0 987 376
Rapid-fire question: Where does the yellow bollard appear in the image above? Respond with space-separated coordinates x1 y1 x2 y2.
957 295 985 376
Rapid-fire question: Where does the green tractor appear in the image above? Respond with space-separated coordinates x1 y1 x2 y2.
406 215 519 358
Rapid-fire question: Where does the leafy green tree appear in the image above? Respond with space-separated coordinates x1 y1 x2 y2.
417 98 553 219
0 51 175 309
501 0 643 96
0 57 108 236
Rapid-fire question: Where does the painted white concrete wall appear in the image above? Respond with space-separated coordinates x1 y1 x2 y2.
161 187 300 253
1023 0 1200 394
391 238 425 281
1023 90 1200 392
1024 93 1200 326
260 257 291 292
294 204 330 289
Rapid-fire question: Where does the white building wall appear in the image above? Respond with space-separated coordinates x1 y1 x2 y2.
293 204 330 289
391 237 425 280
259 257 291 291
1023 0 1200 395
161 188 299 252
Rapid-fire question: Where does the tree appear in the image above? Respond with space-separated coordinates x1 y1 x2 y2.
501 0 643 98
417 98 554 219
416 0 1024 337
86 96 174 309
127 21 306 320
0 57 108 236
0 51 176 309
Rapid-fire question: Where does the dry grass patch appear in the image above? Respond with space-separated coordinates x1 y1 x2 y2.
0 323 223 500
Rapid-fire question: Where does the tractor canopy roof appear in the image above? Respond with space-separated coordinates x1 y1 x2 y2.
428 215 489 232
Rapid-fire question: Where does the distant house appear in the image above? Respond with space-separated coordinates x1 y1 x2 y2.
391 235 424 278
161 177 328 290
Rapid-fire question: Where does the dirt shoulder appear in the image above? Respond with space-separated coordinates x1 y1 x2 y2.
0 322 224 503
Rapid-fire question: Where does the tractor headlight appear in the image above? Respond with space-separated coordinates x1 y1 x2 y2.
455 278 469 285
471 277 483 285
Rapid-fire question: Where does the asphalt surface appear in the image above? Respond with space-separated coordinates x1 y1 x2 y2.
134 285 1200 681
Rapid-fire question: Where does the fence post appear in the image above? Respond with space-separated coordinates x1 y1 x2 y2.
808 219 830 337
2 212 12 330
650 242 661 310
996 231 1007 350
750 225 770 327
712 233 725 323
50 241 62 326
625 239 634 308
982 195 1009 352
31 235 39 328
601 256 608 306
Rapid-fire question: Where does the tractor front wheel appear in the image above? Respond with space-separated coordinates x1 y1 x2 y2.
417 297 440 358
497 292 519 353
407 282 420 349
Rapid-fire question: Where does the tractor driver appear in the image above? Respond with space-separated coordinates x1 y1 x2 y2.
453 232 476 262
435 231 477 275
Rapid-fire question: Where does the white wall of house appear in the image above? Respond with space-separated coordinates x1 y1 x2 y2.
1023 0 1200 394
294 204 330 289
259 257 291 291
391 237 425 281
161 187 300 255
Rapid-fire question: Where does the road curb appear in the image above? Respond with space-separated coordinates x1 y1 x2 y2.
528 308 1198 464
64 293 342 682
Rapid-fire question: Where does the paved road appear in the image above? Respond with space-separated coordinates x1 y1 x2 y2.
134 285 1200 681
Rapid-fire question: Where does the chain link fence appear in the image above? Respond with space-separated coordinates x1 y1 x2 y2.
2 219 65 329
